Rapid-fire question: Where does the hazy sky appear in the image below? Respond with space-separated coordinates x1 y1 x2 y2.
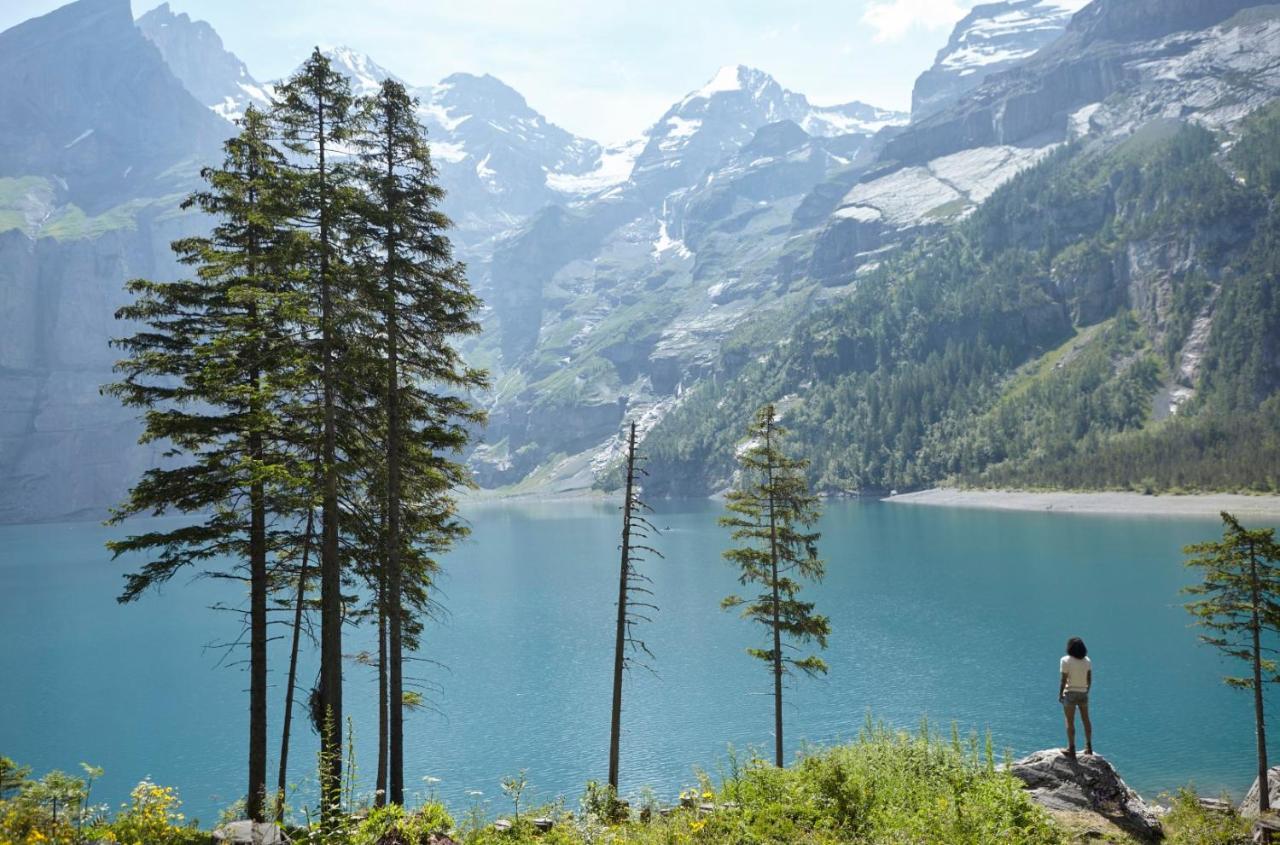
1 0 978 143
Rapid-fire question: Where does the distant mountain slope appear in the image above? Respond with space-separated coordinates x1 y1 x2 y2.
0 0 224 523
0 0 228 211
463 66 905 490
641 105 1280 496
807 0 1280 292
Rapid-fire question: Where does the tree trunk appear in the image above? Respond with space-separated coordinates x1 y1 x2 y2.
765 414 783 768
248 420 267 820
316 98 344 824
1251 540 1271 816
608 422 637 790
246 236 267 822
276 505 314 822
376 551 389 806
384 120 406 806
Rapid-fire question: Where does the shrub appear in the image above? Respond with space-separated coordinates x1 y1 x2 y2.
354 802 455 845
91 778 204 845
1162 789 1251 845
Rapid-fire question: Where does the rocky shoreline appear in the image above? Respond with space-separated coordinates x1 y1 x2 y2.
884 488 1280 518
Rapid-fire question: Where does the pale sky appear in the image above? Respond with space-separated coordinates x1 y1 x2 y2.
1 0 979 144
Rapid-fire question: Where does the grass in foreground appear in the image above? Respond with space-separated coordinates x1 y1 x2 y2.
0 724 1259 844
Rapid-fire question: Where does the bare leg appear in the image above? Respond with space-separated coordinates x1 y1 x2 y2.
1063 703 1077 755
1079 702 1093 754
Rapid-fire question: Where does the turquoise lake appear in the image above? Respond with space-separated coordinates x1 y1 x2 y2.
0 499 1274 823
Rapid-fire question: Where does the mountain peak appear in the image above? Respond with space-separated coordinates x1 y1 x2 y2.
432 72 533 118
138 3 268 120
320 45 398 94
685 64 777 103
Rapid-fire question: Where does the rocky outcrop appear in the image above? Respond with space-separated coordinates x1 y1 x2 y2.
1239 766 1280 817
137 2 270 121
886 0 1279 168
911 0 1087 121
1008 749 1163 841
212 821 286 844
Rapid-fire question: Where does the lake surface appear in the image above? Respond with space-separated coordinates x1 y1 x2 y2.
0 499 1274 823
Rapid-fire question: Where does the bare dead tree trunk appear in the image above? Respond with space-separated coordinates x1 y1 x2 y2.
608 422 639 791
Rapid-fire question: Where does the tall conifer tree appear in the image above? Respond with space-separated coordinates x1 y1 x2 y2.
721 404 830 767
351 78 487 804
1184 512 1280 816
272 49 361 819
106 106 310 821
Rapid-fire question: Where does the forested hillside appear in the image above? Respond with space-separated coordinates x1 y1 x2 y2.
641 104 1280 495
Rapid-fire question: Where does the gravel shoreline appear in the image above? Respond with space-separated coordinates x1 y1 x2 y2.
884 488 1280 518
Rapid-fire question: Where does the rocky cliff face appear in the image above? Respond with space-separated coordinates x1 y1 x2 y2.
0 211 204 523
464 65 903 490
0 0 217 522
911 0 1089 120
136 2 271 121
886 0 1277 167
0 0 227 212
810 0 1280 288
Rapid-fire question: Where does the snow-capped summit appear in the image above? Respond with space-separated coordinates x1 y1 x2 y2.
409 72 604 216
631 65 905 199
321 46 399 97
910 0 1090 119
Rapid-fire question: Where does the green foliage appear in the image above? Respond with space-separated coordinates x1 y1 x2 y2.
0 759 30 802
500 770 529 823
451 728 1062 845
1161 789 1252 845
1184 512 1280 691
978 400 1280 493
353 803 455 845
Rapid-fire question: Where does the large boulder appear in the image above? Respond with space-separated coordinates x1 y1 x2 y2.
1239 766 1280 817
1008 749 1163 841
212 821 287 844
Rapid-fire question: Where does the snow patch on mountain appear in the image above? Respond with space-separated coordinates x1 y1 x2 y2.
546 137 645 195
697 65 746 97
834 142 1056 227
912 0 1088 118
429 140 467 163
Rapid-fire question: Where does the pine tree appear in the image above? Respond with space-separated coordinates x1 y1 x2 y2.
272 48 362 821
105 106 310 822
1184 511 1280 816
720 404 830 767
608 422 662 794
350 77 487 804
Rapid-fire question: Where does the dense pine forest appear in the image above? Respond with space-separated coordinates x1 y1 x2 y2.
643 104 1280 496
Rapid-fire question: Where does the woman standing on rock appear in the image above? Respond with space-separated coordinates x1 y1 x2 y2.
1058 636 1093 758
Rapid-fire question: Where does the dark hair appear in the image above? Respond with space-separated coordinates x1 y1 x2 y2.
1066 637 1088 659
